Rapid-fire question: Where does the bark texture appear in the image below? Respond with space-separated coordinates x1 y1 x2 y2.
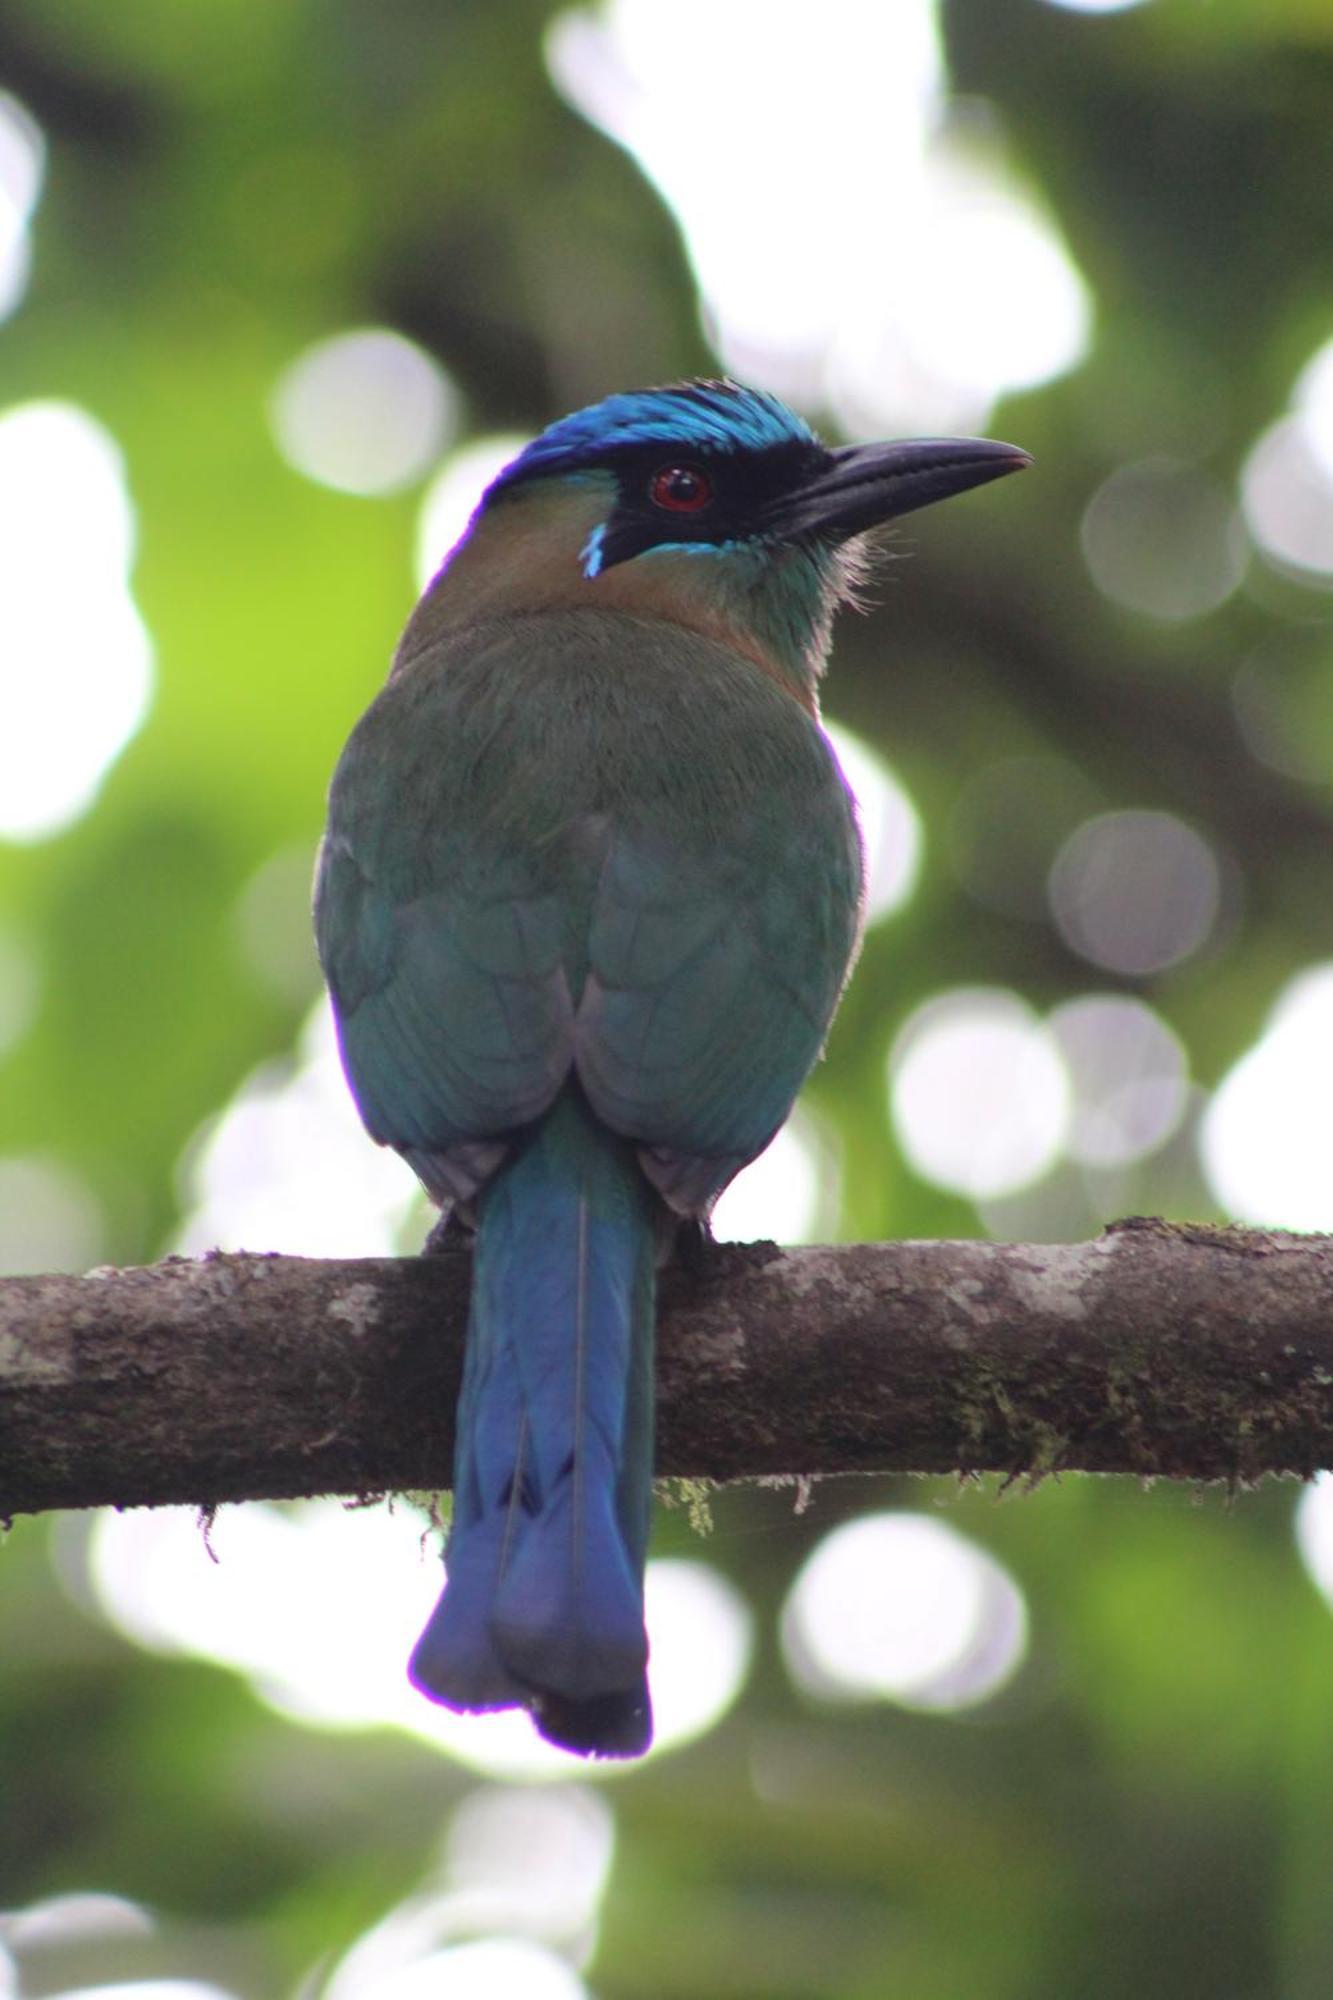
2 1219 1332 1517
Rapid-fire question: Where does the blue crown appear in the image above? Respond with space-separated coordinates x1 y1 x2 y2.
490 380 816 497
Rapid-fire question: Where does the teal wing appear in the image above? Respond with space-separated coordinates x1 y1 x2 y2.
313 651 589 1203
576 723 863 1214
316 836 576 1199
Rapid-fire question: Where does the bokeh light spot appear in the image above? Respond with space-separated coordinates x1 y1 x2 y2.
0 402 154 842
1202 963 1333 1229
782 1511 1027 1710
823 720 923 924
415 435 529 589
443 1786 614 1941
1241 415 1333 582
1295 1474 1333 1610
1048 994 1189 1168
889 988 1069 1199
0 92 43 321
322 1790 611 1997
0 1896 153 1955
1081 457 1246 621
1240 339 1333 582
1048 809 1222 976
1296 338 1333 482
641 1559 753 1751
270 329 457 496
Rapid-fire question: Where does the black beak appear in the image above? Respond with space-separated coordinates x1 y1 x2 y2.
779 436 1031 543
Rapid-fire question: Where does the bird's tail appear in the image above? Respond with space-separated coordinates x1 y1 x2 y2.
409 1090 657 1757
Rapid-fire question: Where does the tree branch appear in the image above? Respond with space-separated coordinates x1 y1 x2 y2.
2 1219 1332 1517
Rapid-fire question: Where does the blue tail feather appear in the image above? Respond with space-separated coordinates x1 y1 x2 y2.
409 1092 657 1757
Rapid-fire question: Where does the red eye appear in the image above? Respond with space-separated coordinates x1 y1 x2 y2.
649 463 713 513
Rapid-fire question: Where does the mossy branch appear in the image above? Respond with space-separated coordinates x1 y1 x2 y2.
2 1219 1332 1517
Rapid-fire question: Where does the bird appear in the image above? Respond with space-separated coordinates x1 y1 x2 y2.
314 379 1028 1757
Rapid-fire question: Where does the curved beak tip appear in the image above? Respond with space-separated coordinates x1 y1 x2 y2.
776 433 1033 543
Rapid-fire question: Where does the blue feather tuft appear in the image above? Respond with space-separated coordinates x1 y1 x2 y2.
580 521 608 579
491 379 815 497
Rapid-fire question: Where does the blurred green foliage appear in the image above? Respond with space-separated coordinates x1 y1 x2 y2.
3 0 1333 1995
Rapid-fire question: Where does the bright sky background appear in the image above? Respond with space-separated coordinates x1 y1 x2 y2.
547 0 1092 436
84 1502 752 1783
1202 963 1333 1229
0 401 153 843
0 91 42 321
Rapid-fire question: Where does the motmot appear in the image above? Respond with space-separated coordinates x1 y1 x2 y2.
314 380 1027 1757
